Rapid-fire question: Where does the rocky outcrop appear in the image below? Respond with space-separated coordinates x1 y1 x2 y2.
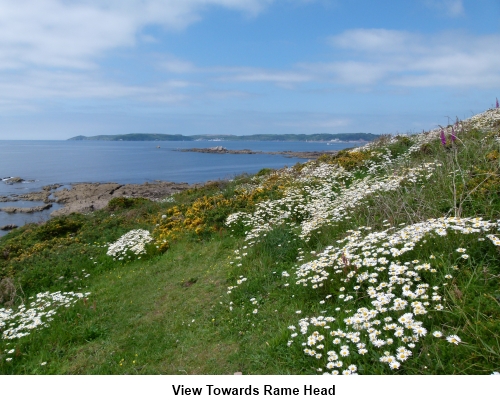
2 177 24 184
0 204 52 214
1 177 37 185
50 181 193 217
179 147 338 159
181 146 245 154
6 184 62 203
0 224 18 230
1 181 194 220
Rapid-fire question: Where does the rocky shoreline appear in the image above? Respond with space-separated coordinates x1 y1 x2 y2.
0 180 193 219
1 146 334 229
178 146 339 159
49 181 193 216
0 184 62 204
0 204 53 214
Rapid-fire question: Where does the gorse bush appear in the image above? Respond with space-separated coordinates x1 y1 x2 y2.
152 175 287 243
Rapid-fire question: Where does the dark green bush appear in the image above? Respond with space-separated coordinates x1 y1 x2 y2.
107 197 149 211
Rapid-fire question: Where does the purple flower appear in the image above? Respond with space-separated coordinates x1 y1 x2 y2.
440 129 447 146
497 97 499 109
451 127 456 142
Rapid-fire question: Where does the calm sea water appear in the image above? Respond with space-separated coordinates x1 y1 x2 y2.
0 140 360 236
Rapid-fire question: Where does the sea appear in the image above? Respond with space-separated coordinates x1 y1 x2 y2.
0 139 362 236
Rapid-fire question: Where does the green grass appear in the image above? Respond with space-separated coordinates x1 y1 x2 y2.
1 108 500 374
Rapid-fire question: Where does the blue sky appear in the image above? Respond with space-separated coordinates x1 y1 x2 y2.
0 0 499 139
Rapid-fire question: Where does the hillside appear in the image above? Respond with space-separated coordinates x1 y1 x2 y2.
67 133 379 142
2 107 500 375
67 133 191 141
191 133 379 142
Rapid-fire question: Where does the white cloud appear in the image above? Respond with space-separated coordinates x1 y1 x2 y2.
0 0 276 70
300 60 390 86
0 70 192 105
319 29 500 88
330 29 418 53
161 57 198 74
213 28 500 89
222 69 312 84
158 59 313 87
424 0 465 17
1 2 496 117
0 0 280 110
0 1 136 69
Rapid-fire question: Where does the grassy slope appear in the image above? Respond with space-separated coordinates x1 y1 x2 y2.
1 108 500 374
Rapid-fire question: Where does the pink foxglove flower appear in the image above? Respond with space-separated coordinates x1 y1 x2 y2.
440 129 446 146
451 127 456 142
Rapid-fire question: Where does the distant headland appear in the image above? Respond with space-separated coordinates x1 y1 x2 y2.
67 133 379 142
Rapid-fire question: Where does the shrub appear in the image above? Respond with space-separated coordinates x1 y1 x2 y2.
0 277 16 307
107 197 149 211
34 216 84 239
256 168 273 177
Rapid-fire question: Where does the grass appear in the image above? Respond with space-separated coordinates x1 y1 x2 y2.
1 107 500 374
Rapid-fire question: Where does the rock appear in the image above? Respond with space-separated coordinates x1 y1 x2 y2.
42 184 62 191
53 183 122 204
50 181 193 217
3 177 24 184
180 147 254 154
0 204 52 214
17 190 53 202
2 180 194 218
0 224 18 230
178 147 338 159
209 145 227 152
180 146 231 153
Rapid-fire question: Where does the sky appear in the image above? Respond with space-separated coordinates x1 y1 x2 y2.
0 0 499 140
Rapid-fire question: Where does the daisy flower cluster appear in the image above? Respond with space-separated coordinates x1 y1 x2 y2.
1 291 91 343
227 160 441 244
106 229 153 260
294 216 497 287
225 108 500 261
222 108 500 374
285 216 500 374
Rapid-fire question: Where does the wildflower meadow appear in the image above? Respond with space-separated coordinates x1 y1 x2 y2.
1 106 499 374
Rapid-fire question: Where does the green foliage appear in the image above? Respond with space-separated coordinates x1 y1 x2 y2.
317 149 371 169
107 197 149 211
387 135 414 156
34 215 84 239
256 168 273 177
2 111 500 375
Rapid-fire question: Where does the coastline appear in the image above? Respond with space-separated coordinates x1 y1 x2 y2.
177 146 340 159
46 181 193 216
0 145 341 234
0 180 194 232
